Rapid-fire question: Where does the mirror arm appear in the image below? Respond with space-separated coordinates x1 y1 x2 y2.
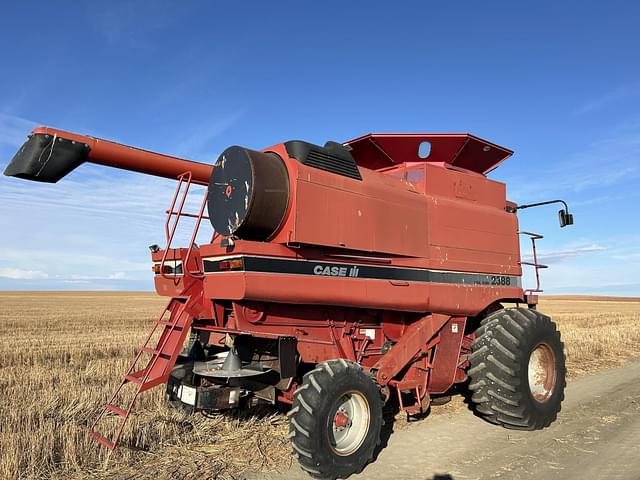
515 199 570 213
511 199 574 227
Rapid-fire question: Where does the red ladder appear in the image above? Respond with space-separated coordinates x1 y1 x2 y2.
90 296 195 450
91 171 209 450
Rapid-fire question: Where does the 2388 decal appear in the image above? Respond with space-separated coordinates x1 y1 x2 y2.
490 275 511 286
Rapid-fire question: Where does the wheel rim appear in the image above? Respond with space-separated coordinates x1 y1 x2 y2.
528 342 557 403
329 391 370 456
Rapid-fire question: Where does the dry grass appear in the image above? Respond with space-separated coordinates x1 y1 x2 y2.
539 296 640 377
0 292 289 480
0 292 638 479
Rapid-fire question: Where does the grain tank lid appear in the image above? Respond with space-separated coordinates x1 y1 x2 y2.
343 133 513 174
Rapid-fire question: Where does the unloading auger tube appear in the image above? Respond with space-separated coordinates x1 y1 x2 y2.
5 127 291 241
4 126 213 184
4 125 574 480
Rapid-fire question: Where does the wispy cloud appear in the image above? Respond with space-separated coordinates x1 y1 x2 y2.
87 1 186 47
571 191 640 207
0 268 131 283
0 267 48 280
520 233 640 295
575 84 640 115
504 121 640 202
543 281 640 296
175 110 246 159
0 113 37 147
524 244 606 264
0 157 213 291
531 261 639 295
0 163 209 228
611 252 640 261
56 272 129 281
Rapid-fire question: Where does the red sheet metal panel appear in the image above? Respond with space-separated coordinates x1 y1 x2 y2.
344 133 513 174
291 163 429 256
423 163 521 274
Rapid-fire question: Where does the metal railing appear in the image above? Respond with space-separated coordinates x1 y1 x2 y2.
519 231 548 295
159 172 211 279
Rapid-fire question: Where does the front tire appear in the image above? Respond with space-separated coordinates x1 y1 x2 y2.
288 359 383 479
468 307 566 430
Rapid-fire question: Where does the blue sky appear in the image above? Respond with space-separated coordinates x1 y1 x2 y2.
1 1 639 294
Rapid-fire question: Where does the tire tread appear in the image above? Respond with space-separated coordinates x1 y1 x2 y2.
468 307 566 431
289 359 382 479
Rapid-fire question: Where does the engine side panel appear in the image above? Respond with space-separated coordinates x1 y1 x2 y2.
292 165 428 257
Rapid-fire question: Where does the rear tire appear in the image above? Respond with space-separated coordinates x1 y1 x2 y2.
288 359 383 479
468 307 566 430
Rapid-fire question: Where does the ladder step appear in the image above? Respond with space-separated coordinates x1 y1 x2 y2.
139 374 170 393
125 374 144 385
90 431 115 450
141 347 171 359
104 403 127 418
157 320 183 330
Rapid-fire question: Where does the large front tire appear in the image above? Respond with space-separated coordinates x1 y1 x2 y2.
468 307 566 430
288 359 383 479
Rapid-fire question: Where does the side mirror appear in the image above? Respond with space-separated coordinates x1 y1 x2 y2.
558 209 574 228
515 199 574 228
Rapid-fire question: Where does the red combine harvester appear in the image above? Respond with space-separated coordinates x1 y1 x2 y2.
5 126 573 479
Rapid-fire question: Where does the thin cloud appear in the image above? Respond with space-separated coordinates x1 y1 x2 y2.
55 272 129 281
0 170 213 251
0 156 213 291
523 244 638 295
611 252 640 262
175 110 246 158
0 113 38 147
544 282 640 296
575 84 640 115
571 191 640 207
504 121 640 202
0 268 48 280
87 1 187 47
0 247 155 284
523 244 606 264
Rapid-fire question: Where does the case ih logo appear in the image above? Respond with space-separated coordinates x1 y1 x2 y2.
313 264 360 278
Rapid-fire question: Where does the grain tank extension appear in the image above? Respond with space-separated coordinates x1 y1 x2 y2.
5 126 573 480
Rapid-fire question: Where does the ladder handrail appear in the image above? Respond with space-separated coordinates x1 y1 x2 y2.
160 171 211 279
164 172 192 242
183 190 209 278
518 230 546 295
160 172 193 280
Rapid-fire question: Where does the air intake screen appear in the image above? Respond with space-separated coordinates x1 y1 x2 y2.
284 140 362 180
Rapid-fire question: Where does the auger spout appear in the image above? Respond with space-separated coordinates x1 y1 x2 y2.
4 126 213 185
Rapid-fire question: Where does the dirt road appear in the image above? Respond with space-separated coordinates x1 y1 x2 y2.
256 359 640 480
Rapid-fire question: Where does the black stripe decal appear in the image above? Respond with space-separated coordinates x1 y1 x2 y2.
202 256 520 288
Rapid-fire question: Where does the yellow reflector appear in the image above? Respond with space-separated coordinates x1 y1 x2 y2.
229 258 244 269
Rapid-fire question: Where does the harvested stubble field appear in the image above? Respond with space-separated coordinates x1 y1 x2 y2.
0 292 639 480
